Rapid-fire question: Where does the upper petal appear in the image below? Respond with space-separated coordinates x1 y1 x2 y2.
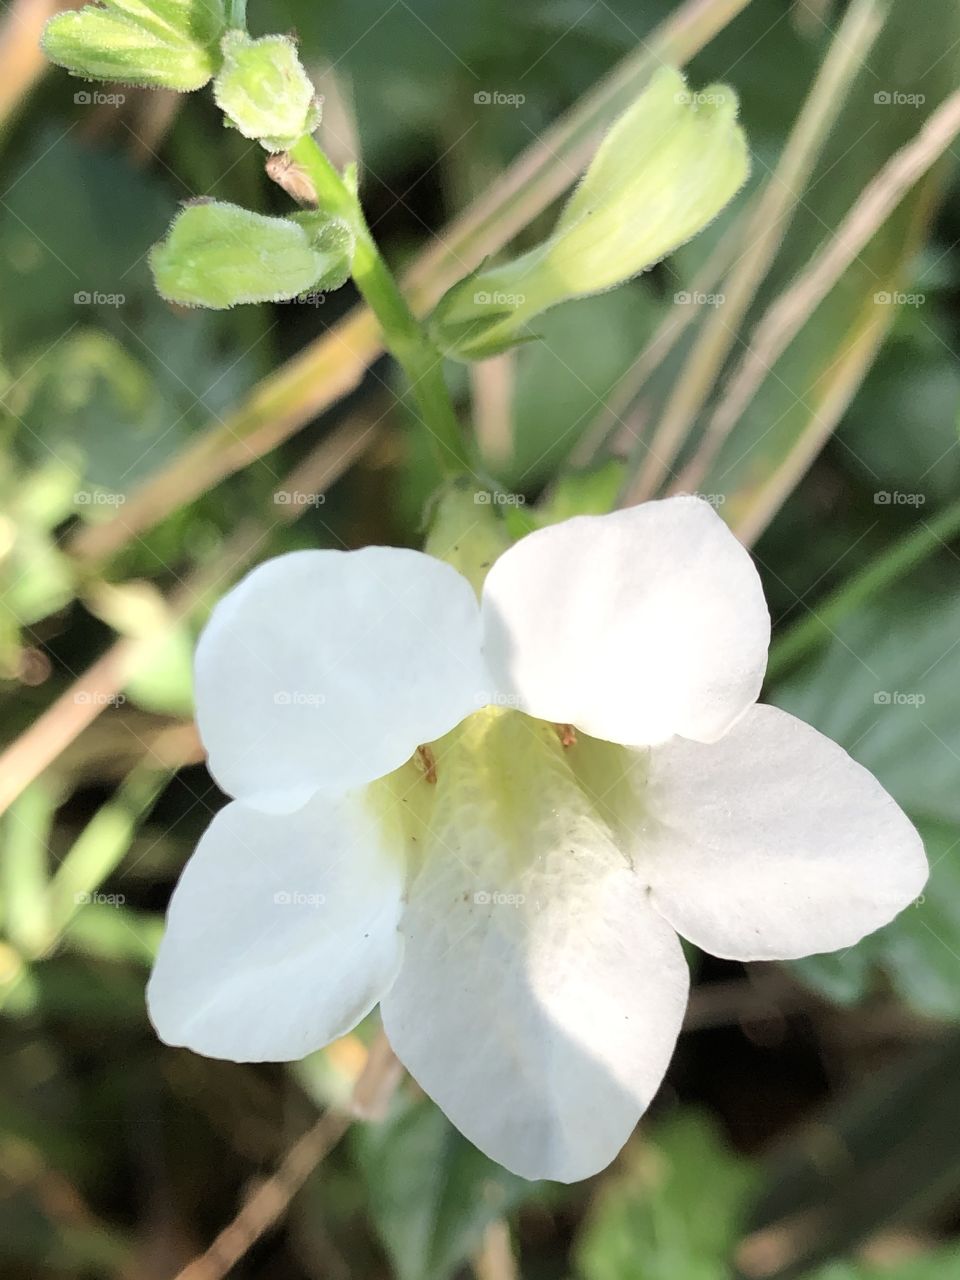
147 788 405 1061
195 547 488 810
637 704 928 961
480 497 770 747
381 710 689 1183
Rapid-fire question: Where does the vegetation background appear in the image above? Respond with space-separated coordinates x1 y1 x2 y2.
2 0 960 1276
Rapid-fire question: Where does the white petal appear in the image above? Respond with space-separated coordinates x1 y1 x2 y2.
381 710 689 1183
147 789 404 1061
637 704 928 960
195 547 487 810
481 497 770 747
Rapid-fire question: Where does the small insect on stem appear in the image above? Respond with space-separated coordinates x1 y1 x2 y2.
265 151 319 208
416 744 438 783
555 724 577 749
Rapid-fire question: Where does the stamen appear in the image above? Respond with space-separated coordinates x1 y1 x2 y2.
556 723 577 749
416 744 438 783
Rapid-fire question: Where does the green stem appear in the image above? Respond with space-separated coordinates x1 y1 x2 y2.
288 136 469 474
224 0 247 28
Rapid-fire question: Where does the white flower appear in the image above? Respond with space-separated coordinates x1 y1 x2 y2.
147 496 926 1182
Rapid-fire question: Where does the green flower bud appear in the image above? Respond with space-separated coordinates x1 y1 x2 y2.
42 0 226 92
430 67 749 361
213 30 321 151
149 201 354 309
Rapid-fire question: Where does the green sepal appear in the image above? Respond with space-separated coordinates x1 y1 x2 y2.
149 201 347 309
42 0 226 91
290 211 356 291
213 30 321 151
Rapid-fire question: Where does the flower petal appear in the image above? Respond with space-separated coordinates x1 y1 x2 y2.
195 547 487 810
381 710 689 1182
637 704 928 960
147 789 404 1061
481 497 769 747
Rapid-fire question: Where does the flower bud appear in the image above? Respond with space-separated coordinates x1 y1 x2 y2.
213 30 321 151
430 67 749 361
149 201 353 309
42 0 226 92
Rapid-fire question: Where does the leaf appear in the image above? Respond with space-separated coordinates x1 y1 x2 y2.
748 1031 960 1274
770 586 960 1017
42 0 225 92
352 1095 541 1280
692 0 960 538
575 1112 757 1280
804 1250 960 1279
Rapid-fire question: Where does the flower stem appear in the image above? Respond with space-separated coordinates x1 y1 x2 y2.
287 136 469 474
224 0 247 28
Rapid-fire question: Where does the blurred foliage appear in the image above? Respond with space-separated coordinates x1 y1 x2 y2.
2 0 960 1276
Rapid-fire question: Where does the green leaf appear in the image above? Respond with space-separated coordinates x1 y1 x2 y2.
213 30 321 150
771 588 960 1016
750 1032 960 1274
42 0 226 91
352 1095 541 1280
804 1249 960 1279
149 201 349 308
692 0 960 537
575 1112 756 1280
